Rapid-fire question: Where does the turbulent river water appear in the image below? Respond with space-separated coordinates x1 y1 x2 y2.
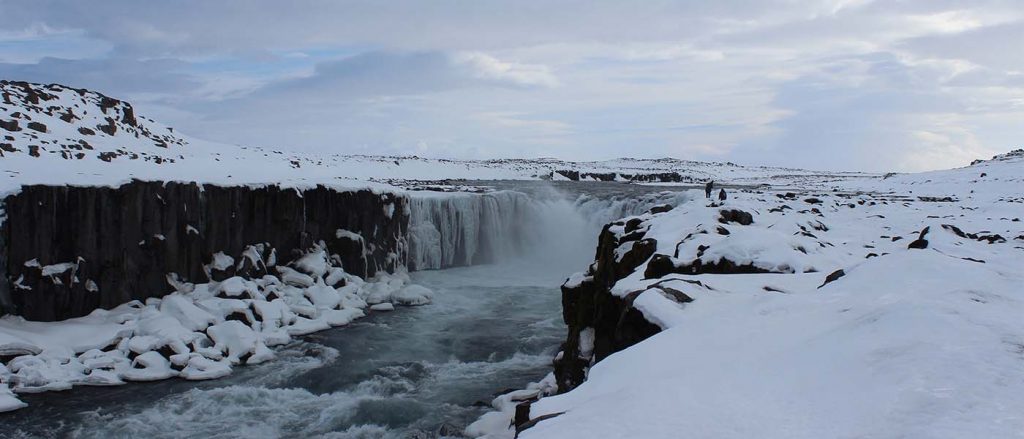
1 182 691 438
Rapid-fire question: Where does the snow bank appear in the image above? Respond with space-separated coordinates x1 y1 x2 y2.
0 252 435 412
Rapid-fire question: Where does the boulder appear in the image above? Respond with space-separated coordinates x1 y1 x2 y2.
718 209 754 225
26 121 46 133
907 226 930 249
818 269 846 288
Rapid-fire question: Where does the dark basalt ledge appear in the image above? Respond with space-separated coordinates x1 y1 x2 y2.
0 180 409 321
552 217 661 394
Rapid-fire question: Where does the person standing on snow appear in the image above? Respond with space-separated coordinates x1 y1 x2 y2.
705 180 714 198
718 188 727 202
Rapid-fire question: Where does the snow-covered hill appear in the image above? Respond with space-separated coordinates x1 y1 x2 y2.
473 150 1024 438
1 80 872 194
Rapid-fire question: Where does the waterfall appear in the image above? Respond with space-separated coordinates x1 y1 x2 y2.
406 186 693 271
407 191 534 270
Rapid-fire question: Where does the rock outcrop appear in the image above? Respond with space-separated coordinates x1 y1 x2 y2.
0 181 408 321
552 215 662 394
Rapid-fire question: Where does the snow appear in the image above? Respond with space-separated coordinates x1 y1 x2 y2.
0 255 433 411
577 328 595 359
334 229 364 243
502 152 1024 439
277 266 315 288
390 284 435 306
159 295 218 331
207 321 259 364
0 382 27 412
466 372 559 439
369 303 396 312
122 351 177 382
292 248 330 278
525 253 1024 438
180 355 233 381
40 261 77 277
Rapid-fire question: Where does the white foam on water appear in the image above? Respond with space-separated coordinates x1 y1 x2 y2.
71 385 378 438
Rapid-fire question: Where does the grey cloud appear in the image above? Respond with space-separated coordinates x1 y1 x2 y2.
899 22 1024 70
735 53 975 171
0 0 784 56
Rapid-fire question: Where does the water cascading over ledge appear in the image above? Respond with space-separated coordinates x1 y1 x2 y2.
407 191 537 271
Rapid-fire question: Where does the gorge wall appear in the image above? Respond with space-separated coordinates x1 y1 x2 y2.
0 181 408 321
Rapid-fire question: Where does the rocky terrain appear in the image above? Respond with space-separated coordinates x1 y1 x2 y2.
0 80 184 163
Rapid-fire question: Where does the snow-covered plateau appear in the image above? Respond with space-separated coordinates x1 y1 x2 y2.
0 80 869 194
471 149 1024 439
1 80 1022 438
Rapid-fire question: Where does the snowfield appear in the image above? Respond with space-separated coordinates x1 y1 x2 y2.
474 150 1024 439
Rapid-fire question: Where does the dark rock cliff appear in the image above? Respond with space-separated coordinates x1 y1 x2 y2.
552 213 663 394
0 181 408 321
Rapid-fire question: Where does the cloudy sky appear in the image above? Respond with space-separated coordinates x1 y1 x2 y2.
1 0 1021 171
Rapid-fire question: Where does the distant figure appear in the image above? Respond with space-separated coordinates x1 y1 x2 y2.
705 181 714 198
718 188 727 202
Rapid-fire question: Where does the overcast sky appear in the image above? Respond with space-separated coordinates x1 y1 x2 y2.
1 0 1021 171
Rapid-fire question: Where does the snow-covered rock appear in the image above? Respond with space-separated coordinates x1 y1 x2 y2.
391 284 435 306
0 250 432 412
